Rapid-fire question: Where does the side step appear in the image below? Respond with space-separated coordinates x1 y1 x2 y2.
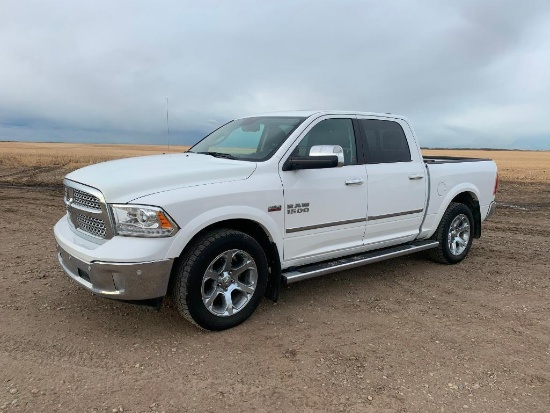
282 240 439 284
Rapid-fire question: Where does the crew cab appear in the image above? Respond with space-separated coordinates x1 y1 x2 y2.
54 111 498 330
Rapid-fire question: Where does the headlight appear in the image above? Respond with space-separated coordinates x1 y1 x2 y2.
110 204 178 237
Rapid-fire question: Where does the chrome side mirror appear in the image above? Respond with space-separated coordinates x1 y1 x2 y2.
309 145 344 167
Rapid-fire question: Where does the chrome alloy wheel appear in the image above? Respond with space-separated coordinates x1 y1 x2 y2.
201 249 258 316
447 214 471 256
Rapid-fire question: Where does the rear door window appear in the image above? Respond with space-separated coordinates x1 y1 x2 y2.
359 119 411 163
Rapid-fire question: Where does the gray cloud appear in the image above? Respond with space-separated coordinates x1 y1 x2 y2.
1 0 549 148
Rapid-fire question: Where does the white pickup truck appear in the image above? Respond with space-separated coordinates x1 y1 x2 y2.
54 111 497 330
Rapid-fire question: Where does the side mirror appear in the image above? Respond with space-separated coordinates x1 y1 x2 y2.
282 145 345 171
309 145 345 167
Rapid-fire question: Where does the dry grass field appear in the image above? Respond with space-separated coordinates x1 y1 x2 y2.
1 142 549 412
0 142 549 187
423 149 550 183
0 142 189 187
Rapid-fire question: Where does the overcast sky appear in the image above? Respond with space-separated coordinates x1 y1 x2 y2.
1 0 549 149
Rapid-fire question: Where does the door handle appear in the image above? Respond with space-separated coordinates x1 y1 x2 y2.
345 178 364 185
408 174 424 180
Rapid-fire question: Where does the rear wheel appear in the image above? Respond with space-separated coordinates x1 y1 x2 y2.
428 202 474 264
173 229 268 330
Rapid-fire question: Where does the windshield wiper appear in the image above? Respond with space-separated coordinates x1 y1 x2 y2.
196 151 237 160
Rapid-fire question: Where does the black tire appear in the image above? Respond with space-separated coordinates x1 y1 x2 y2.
428 202 474 264
173 229 268 331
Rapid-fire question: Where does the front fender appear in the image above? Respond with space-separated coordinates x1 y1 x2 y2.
164 206 284 261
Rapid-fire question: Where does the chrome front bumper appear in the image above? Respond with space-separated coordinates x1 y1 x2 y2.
57 245 173 300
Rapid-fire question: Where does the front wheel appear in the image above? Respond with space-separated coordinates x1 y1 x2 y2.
172 229 268 330
428 202 474 264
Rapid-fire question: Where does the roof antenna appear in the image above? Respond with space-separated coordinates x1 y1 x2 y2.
165 97 170 151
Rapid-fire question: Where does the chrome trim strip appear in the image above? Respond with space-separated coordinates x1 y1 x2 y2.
286 217 366 233
418 164 431 236
64 199 103 215
368 208 424 221
63 178 106 202
283 241 439 284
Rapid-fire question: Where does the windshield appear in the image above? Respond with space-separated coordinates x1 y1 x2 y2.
189 116 306 161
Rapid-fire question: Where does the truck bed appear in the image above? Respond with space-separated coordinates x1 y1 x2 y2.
420 156 497 240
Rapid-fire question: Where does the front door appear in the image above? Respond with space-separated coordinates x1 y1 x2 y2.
280 117 368 264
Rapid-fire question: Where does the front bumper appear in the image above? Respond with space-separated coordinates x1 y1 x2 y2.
54 215 176 300
57 244 173 300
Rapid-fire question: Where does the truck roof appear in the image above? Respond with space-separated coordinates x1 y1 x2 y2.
239 110 408 121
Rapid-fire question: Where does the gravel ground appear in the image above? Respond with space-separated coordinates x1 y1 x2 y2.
0 181 549 412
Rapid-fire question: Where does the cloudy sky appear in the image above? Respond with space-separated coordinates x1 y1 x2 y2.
1 0 549 149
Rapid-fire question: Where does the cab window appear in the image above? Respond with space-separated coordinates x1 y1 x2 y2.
360 119 411 163
294 119 358 165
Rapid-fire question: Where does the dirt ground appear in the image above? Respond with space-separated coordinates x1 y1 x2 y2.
1 179 549 412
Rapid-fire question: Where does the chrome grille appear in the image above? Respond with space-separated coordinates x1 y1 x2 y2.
72 188 101 210
76 214 107 238
64 180 113 239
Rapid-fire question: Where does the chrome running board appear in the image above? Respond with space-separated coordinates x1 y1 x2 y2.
282 240 439 284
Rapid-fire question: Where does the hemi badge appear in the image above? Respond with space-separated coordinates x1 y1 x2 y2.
268 205 282 212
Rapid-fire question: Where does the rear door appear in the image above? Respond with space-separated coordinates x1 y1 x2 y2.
280 116 368 263
357 117 427 246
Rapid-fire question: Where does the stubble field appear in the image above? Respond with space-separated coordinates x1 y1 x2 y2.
0 142 549 412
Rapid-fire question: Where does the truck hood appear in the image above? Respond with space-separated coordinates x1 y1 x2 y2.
65 153 257 203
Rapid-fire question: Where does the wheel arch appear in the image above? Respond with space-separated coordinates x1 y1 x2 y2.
168 218 283 302
426 185 482 239
451 192 481 239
